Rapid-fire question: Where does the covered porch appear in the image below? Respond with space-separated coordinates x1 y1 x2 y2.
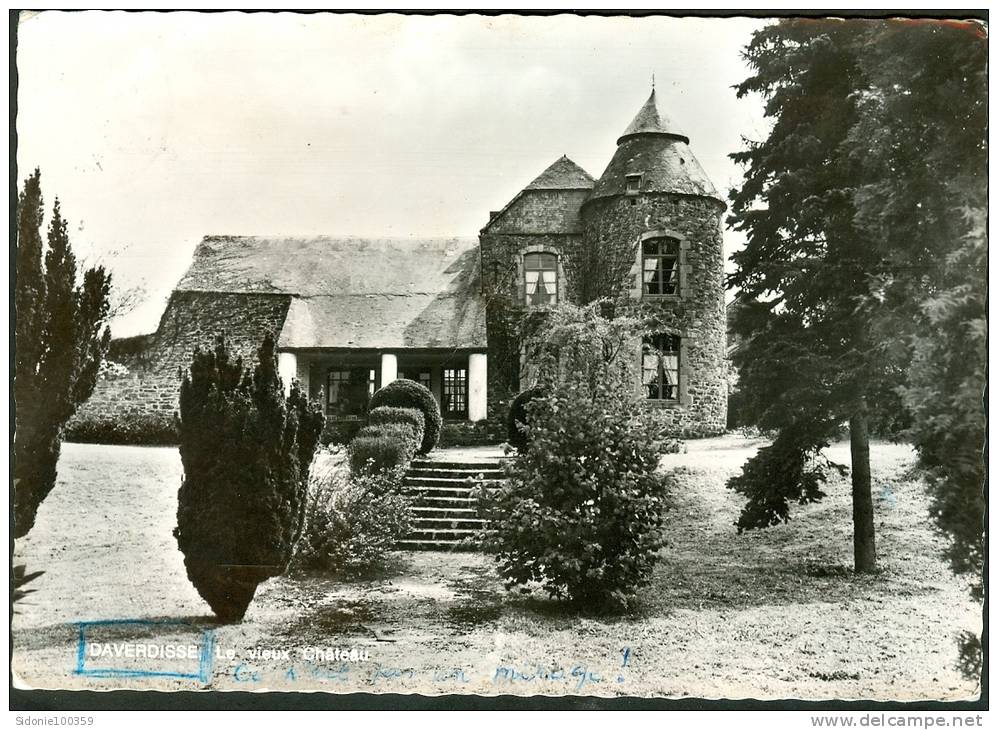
277 348 487 423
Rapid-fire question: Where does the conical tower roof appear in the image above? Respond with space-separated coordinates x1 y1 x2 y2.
588 89 722 205
617 89 689 145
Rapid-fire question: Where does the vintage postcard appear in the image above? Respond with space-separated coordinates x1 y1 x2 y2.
10 10 987 710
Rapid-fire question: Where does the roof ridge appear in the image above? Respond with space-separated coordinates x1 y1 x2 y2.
524 155 595 190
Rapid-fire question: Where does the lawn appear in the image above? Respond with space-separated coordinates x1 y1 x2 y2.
12 436 981 699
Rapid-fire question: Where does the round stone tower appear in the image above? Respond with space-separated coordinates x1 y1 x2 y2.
580 89 727 436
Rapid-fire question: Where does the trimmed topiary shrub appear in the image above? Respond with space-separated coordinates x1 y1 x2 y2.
175 333 324 622
368 406 425 447
348 424 417 474
368 379 441 454
506 387 547 452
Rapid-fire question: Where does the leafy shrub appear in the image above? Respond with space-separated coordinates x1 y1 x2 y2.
506 387 546 452
294 456 412 579
368 379 441 454
64 412 178 446
368 406 425 447
320 418 364 445
482 380 669 610
348 423 417 474
482 302 672 611
439 420 494 447
175 334 324 622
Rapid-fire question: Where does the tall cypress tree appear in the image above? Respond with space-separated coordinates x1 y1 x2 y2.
14 170 111 538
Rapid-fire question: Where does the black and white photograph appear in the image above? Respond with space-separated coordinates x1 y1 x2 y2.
10 8 988 712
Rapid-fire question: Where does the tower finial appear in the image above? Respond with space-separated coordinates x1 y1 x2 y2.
651 72 655 90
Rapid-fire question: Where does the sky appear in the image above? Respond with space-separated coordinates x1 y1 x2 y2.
16 11 770 337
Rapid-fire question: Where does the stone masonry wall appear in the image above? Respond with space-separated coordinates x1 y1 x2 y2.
66 291 292 443
580 193 728 436
480 187 591 438
479 230 582 436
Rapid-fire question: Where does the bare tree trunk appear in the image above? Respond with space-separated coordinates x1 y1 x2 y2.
850 398 877 573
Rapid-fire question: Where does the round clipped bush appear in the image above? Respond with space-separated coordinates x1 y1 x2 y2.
369 406 425 449
506 387 547 452
368 379 441 454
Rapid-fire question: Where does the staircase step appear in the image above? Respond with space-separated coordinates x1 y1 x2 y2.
399 455 507 551
405 475 500 484
413 494 478 504
407 527 481 539
411 460 507 471
412 505 479 515
397 539 479 552
407 467 505 479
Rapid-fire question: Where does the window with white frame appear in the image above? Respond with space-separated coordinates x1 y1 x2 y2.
642 237 680 297
642 334 680 402
523 252 558 307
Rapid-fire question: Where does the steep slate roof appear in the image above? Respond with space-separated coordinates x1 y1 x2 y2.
588 90 722 204
524 155 596 190
481 155 594 234
176 236 485 349
617 89 689 144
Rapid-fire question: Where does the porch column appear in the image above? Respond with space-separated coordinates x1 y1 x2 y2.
277 351 298 397
380 352 398 389
468 352 488 422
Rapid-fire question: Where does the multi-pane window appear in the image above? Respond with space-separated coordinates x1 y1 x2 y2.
642 334 680 402
327 368 376 416
442 368 468 418
642 237 680 297
625 173 642 194
524 252 557 307
399 370 432 392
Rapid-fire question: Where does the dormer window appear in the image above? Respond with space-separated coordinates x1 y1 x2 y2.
524 252 558 306
625 173 642 195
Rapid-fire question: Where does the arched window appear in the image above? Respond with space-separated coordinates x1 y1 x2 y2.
524 252 558 306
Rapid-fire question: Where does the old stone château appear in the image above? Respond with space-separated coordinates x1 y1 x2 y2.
70 89 727 442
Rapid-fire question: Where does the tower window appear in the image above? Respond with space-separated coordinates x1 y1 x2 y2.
642 237 680 297
625 173 642 195
643 334 680 402
524 252 558 307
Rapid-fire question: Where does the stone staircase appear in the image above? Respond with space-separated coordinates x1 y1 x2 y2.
398 456 506 550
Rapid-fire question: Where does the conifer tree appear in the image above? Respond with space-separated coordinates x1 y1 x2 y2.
14 169 111 538
175 334 323 621
728 19 986 579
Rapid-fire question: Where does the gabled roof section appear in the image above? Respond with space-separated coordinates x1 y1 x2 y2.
618 89 689 145
175 236 486 349
481 156 593 234
524 155 595 190
177 236 478 295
